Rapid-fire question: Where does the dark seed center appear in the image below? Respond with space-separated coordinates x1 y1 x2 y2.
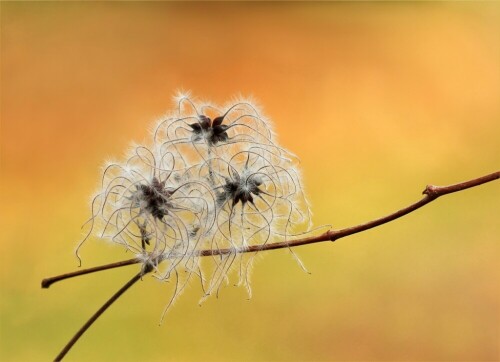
138 177 172 219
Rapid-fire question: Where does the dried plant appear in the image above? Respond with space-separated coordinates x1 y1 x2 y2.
42 93 499 362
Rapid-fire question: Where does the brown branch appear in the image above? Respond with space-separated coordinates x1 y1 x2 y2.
195 170 499 255
42 258 139 288
42 171 499 285
53 265 153 362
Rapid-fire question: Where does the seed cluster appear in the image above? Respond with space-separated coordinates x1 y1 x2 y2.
77 93 312 318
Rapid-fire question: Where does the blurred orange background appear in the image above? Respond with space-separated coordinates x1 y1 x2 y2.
1 2 499 361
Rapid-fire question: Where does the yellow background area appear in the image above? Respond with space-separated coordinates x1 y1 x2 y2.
1 3 499 361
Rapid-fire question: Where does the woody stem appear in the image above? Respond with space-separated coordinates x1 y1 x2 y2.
42 171 499 286
53 264 153 361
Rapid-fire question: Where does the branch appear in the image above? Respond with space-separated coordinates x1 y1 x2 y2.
53 265 153 362
196 170 500 254
42 258 139 288
42 171 499 286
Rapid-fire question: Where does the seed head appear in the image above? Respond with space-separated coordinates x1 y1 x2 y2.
77 94 313 321
189 114 229 145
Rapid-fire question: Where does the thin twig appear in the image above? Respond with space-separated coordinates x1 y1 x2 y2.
43 171 499 286
194 170 499 254
41 258 139 289
53 265 153 362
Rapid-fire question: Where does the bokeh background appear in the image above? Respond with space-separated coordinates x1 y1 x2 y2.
1 2 499 361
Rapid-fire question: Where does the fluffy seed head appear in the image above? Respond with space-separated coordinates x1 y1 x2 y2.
77 94 313 321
